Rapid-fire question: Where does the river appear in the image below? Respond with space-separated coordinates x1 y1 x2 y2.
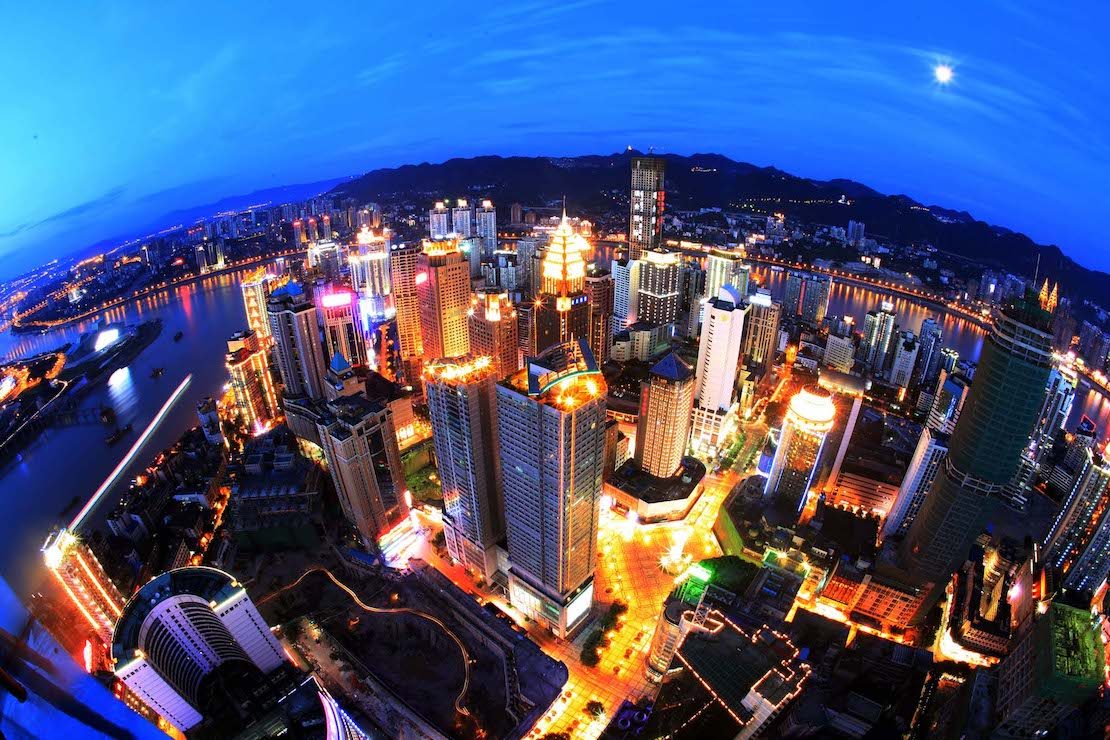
0 258 1103 596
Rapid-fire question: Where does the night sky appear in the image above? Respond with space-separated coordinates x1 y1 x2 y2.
2 2 1107 278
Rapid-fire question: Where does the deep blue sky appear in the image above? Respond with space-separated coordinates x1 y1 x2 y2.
2 2 1108 278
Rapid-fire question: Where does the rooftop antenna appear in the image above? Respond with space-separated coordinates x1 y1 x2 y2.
562 195 567 220
1033 251 1040 287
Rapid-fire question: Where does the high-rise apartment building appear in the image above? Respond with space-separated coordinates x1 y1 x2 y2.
111 566 286 733
467 289 519 380
691 285 747 452
901 293 1054 582
1042 443 1110 595
425 356 504 579
915 317 944 385
883 428 948 539
765 386 836 517
635 353 695 478
417 239 471 360
498 338 606 637
429 200 451 239
742 289 781 376
267 283 327 400
628 155 665 260
636 248 681 328
612 257 641 329
451 198 472 237
704 249 749 304
926 369 969 435
585 264 614 365
348 226 392 321
389 242 424 384
474 199 497 256
799 274 832 326
316 394 409 551
889 330 919 387
41 528 124 644
319 290 366 367
823 332 856 373
847 220 866 246
783 270 804 317
533 215 591 355
240 269 286 343
861 302 897 374
226 330 279 429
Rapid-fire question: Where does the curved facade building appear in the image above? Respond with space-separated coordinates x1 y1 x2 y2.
112 567 285 732
765 386 836 517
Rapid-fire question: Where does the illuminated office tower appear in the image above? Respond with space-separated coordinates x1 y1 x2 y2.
636 248 681 328
389 242 424 383
498 338 606 637
690 286 747 452
425 356 504 578
1041 443 1110 595
704 249 749 304
741 289 781 376
585 264 614 365
320 213 331 239
319 290 366 367
267 283 327 400
195 244 209 273
307 239 342 279
533 215 591 355
226 330 279 429
799 274 831 326
515 238 539 297
429 200 451 239
783 270 804 317
889 331 919 387
468 289 519 380
348 226 392 320
417 239 470 360
915 317 944 385
993 602 1103 739
41 529 124 643
459 235 484 280
883 428 948 539
451 198 472 237
240 269 286 343
292 218 305 245
861 302 897 373
475 198 497 256
628 155 665 260
307 216 319 242
926 369 969 435
765 386 836 517
111 566 286 733
316 394 409 551
635 352 695 478
901 292 1053 582
612 257 641 329
356 206 373 229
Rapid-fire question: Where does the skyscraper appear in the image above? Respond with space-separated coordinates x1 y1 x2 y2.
691 285 747 452
765 386 836 517
612 257 641 329
498 338 605 637
474 198 497 256
635 353 695 478
636 248 681 328
41 529 124 643
901 293 1054 582
348 226 392 321
783 270 804 317
447 198 470 237
861 302 897 374
915 317 944 386
425 356 504 578
467 288 519 380
704 249 749 304
889 330 919 387
1042 443 1110 595
926 369 969 435
111 566 286 732
416 239 471 360
316 394 409 551
267 283 327 400
741 289 781 376
847 219 866 247
429 200 451 239
319 290 366 367
226 330 279 429
628 155 665 260
389 242 424 384
883 428 948 539
799 274 831 326
585 264 614 365
532 214 591 355
240 269 286 343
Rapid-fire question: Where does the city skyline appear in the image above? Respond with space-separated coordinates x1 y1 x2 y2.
3 3 1109 280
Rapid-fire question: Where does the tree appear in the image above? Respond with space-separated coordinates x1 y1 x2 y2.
586 700 605 718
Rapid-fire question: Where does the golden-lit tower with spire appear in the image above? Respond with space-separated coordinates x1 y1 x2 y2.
532 211 592 355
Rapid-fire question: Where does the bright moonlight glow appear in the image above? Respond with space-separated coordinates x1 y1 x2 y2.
934 64 954 84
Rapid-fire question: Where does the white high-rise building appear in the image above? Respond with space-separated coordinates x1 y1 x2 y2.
267 283 327 400
497 338 605 637
765 386 836 517
1043 444 1110 594
889 330 919 388
475 199 497 255
926 369 969 435
612 257 641 329
452 198 472 237
861 302 897 374
823 333 856 373
111 567 286 733
429 200 451 239
883 428 948 539
704 249 749 304
691 285 747 453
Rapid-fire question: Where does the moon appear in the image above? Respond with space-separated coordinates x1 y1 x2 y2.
934 64 954 84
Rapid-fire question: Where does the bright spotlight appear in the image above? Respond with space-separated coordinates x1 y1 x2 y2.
934 64 954 85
